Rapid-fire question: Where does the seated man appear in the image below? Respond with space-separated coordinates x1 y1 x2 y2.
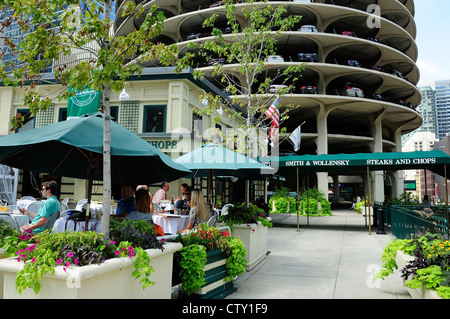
115 183 135 216
175 188 191 215
19 181 60 234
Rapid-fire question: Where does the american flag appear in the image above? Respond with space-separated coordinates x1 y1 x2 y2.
265 97 280 141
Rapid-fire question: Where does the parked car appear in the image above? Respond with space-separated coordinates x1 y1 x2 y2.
266 55 284 62
210 1 225 7
373 93 383 101
300 85 319 94
268 84 288 93
347 60 361 67
218 26 232 34
186 32 206 40
339 82 364 97
207 57 226 66
392 69 404 79
341 31 357 37
372 65 382 72
298 25 318 32
298 53 318 62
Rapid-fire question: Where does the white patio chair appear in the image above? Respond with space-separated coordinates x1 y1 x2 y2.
27 201 44 214
20 196 37 201
221 204 234 217
60 202 70 213
0 213 20 231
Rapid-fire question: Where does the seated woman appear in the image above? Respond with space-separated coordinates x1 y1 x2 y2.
179 189 209 233
125 189 153 222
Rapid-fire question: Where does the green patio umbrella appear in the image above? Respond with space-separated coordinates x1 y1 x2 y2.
0 113 191 183
0 114 191 230
175 142 275 203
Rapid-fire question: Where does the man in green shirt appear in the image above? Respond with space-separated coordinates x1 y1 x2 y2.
20 181 60 234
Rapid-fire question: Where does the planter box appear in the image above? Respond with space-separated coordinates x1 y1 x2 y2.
176 249 236 299
232 221 268 270
0 242 182 299
395 251 442 299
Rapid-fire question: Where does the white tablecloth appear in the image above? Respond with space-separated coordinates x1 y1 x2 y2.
53 217 101 233
75 202 117 217
152 214 189 234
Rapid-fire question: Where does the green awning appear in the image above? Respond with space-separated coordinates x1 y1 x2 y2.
260 150 450 177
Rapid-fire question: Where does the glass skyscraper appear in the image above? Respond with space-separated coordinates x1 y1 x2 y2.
435 80 450 139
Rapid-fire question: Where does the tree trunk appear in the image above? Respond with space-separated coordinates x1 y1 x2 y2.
100 0 113 235
101 83 112 235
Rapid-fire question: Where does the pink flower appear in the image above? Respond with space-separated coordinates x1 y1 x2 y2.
56 259 63 264
16 248 24 255
114 250 120 255
110 240 116 245
65 262 71 267
67 252 74 258
26 244 36 251
31 257 36 263
74 259 79 264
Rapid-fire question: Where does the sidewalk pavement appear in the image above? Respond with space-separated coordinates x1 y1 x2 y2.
226 208 411 299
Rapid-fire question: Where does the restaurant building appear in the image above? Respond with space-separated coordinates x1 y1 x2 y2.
0 67 268 203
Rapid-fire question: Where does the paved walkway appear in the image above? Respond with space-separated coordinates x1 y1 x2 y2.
226 209 411 299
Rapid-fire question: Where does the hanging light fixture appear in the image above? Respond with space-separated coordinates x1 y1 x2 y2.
119 84 130 100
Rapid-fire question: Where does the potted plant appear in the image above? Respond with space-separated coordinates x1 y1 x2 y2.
219 202 271 270
173 223 247 299
0 219 181 299
269 187 295 214
375 232 450 299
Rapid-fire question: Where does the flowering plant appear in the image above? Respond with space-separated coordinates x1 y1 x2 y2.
2 221 161 294
376 232 450 299
109 219 164 251
175 223 247 295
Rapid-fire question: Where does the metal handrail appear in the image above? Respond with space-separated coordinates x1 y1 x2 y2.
389 205 448 239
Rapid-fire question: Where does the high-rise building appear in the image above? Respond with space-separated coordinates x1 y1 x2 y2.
435 79 450 139
0 2 115 73
418 86 436 135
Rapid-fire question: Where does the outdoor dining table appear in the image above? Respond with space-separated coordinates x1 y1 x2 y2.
152 214 189 235
52 217 101 233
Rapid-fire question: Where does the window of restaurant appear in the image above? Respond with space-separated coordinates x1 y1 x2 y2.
35 103 55 128
143 105 166 133
192 113 203 140
120 100 139 133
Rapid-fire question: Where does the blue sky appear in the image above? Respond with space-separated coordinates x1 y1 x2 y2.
414 0 450 87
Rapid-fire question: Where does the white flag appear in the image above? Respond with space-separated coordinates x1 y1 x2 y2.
289 125 301 152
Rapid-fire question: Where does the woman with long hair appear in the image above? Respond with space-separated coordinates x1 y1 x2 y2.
180 189 209 232
125 189 153 222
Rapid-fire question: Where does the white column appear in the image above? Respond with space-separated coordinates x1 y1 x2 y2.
316 105 328 197
373 117 384 202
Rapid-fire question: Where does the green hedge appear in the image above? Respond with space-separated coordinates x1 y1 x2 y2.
268 187 332 216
